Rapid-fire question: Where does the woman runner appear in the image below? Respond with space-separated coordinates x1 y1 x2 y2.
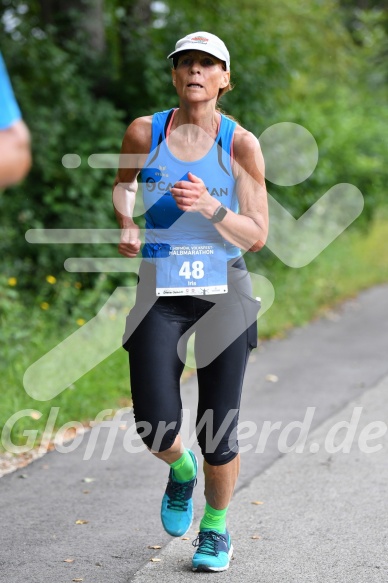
113 31 268 572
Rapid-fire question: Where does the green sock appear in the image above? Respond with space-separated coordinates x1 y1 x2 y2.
199 502 228 533
170 449 195 482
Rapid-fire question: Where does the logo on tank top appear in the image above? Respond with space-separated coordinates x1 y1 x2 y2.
156 165 169 178
145 175 228 197
208 187 229 197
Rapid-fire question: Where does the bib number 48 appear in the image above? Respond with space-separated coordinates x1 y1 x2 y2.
178 260 205 280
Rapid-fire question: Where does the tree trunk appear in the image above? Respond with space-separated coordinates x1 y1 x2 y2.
38 0 106 55
81 0 106 54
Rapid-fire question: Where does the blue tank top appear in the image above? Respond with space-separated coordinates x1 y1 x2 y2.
0 52 21 130
140 108 241 261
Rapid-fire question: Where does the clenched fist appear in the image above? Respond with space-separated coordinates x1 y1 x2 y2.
118 227 141 258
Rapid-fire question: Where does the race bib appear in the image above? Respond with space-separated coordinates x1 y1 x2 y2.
155 242 228 296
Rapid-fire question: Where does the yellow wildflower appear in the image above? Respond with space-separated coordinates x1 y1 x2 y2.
76 318 86 326
46 275 57 285
8 277 17 286
74 282 82 289
40 302 50 310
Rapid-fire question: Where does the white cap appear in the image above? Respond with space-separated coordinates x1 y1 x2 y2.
168 32 230 71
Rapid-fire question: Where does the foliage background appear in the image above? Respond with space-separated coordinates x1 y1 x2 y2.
1 0 387 293
1 0 387 443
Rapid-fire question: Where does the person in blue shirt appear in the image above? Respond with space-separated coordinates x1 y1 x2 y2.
0 52 31 188
114 32 268 572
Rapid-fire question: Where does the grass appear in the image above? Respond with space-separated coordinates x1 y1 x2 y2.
256 214 388 337
1 214 388 450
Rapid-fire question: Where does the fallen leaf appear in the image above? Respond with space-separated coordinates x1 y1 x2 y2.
148 545 162 549
72 579 83 582
181 537 190 541
251 535 262 539
82 477 95 483
251 501 264 505
64 558 75 563
150 558 161 562
75 519 89 525
82 490 90 494
60 427 78 442
18 474 28 479
265 374 279 383
95 562 102 567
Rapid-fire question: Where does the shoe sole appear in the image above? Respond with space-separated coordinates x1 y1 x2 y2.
192 544 234 572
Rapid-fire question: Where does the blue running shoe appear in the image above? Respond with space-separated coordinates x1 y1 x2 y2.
160 450 197 537
192 529 233 572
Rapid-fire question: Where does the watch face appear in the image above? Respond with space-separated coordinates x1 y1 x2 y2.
212 204 227 223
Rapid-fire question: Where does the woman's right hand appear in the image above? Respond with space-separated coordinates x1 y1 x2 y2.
118 227 141 258
113 116 153 258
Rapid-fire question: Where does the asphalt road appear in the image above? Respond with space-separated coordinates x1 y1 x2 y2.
0 283 387 583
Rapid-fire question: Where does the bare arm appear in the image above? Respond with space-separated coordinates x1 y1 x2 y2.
112 116 152 257
170 127 268 252
0 119 31 189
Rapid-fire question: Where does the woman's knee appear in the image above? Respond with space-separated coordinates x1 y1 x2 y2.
197 431 239 465
196 407 240 465
134 418 181 452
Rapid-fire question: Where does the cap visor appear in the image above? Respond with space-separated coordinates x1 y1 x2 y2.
167 44 229 69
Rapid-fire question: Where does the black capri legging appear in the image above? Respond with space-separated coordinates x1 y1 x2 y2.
122 256 261 466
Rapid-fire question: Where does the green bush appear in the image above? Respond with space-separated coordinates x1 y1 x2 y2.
1 22 125 300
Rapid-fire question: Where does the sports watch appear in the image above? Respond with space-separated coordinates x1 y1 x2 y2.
209 203 228 224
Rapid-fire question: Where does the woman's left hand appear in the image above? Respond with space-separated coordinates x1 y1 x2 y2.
171 172 216 216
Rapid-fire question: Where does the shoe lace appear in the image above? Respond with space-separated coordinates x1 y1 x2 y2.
192 531 224 557
166 480 193 511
